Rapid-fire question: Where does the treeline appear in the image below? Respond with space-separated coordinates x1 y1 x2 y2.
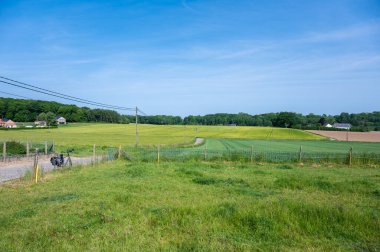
0 97 128 123
132 112 380 131
1 97 379 130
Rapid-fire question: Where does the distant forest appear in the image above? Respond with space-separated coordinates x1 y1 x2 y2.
1 97 379 131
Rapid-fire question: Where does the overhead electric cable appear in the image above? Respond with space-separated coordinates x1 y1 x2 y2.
0 79 134 111
0 91 30 99
0 75 134 111
137 108 148 116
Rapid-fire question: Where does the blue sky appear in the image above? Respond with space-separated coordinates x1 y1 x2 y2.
0 0 379 116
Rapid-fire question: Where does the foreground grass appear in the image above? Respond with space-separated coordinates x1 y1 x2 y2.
0 123 324 148
0 161 379 251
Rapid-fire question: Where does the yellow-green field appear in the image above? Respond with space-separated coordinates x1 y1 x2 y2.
0 123 324 147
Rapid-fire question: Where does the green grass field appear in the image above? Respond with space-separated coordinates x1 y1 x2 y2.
0 123 324 148
201 138 380 154
0 161 379 250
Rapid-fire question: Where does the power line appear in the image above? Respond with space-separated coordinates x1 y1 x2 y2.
137 108 148 116
0 76 134 110
0 76 135 111
0 91 30 99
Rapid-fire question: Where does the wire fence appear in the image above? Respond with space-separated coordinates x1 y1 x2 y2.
0 140 55 162
1 140 380 166
121 146 380 165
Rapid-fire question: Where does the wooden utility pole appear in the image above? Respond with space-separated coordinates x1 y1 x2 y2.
135 106 138 146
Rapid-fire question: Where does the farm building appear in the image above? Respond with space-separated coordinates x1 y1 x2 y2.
34 120 47 127
0 119 17 128
333 123 352 130
323 123 333 128
56 116 66 125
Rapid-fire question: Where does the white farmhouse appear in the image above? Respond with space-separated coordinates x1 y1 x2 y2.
333 123 352 130
55 116 67 125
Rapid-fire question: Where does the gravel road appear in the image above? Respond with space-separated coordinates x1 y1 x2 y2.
0 156 95 184
194 138 204 145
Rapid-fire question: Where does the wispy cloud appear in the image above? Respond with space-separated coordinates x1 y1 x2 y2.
300 22 380 43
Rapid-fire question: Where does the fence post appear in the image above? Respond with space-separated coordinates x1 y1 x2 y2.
52 140 55 153
2 142 6 162
34 148 39 183
157 144 160 164
45 141 48 155
204 145 207 161
250 146 253 163
349 147 353 166
93 144 96 166
27 141 30 157
118 145 121 159
299 146 303 162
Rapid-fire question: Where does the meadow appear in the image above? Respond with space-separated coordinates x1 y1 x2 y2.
0 160 379 251
0 123 324 148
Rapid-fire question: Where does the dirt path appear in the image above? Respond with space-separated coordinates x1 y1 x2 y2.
194 138 205 145
0 156 95 184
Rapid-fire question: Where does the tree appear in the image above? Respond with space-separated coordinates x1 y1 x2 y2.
46 112 57 126
273 112 300 128
37 112 47 121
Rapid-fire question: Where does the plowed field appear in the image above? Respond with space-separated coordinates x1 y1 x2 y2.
307 130 380 142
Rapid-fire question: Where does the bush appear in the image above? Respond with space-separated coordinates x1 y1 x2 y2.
0 141 27 155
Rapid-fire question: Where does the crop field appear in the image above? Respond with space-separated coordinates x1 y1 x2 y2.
201 138 380 154
0 123 324 148
0 161 379 251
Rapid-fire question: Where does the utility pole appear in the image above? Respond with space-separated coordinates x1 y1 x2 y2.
135 106 138 146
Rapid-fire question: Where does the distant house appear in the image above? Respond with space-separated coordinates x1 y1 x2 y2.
227 123 237 126
323 123 333 128
0 119 17 128
56 116 66 125
333 123 352 130
35 120 47 127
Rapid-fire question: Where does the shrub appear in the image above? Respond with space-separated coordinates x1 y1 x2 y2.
0 141 27 155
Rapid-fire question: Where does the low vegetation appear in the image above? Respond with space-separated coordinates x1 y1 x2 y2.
0 161 379 250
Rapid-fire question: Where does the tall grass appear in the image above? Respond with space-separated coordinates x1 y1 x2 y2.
0 160 379 251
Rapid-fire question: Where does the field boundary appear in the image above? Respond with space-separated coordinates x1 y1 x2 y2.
121 146 380 165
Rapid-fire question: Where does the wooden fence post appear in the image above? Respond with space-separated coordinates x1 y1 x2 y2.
299 146 303 162
157 145 160 164
2 142 6 162
250 146 253 163
34 149 39 183
45 141 48 155
93 144 96 166
349 147 353 166
26 141 30 157
118 145 121 159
